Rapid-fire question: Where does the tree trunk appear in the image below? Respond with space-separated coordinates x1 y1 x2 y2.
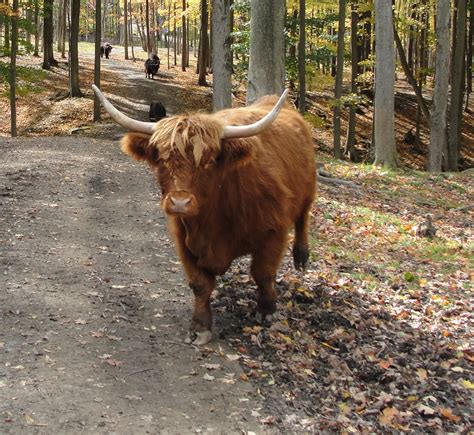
10 0 18 137
465 3 473 111
42 0 58 69
447 0 467 171
129 2 135 61
182 0 187 71
173 2 177 65
34 0 40 56
167 2 171 68
145 0 151 53
93 0 102 122
212 0 232 110
298 0 306 115
57 0 66 56
124 0 129 59
247 0 285 104
197 0 209 86
333 0 345 159
373 0 400 168
428 0 450 172
69 0 82 97
345 0 360 161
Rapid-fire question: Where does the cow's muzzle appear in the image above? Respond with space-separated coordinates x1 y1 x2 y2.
163 191 198 217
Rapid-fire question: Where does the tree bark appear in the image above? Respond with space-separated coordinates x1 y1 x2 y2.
298 0 306 115
182 0 187 71
33 0 39 56
10 0 18 136
246 0 285 104
145 0 151 53
373 0 400 168
93 0 102 122
124 0 129 59
212 0 232 110
447 0 467 171
333 0 345 159
345 0 360 161
465 3 473 111
197 0 209 86
42 0 58 69
428 0 450 172
69 0 82 97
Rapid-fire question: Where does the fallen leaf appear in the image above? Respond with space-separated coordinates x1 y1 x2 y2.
226 353 240 361
416 368 428 381
260 415 276 425
98 354 112 360
417 404 436 416
379 407 398 426
379 358 393 369
203 373 215 381
438 407 461 423
203 363 221 370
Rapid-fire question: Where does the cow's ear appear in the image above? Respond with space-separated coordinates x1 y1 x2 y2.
218 139 254 166
121 133 159 163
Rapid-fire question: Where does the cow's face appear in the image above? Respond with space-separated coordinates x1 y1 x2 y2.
121 116 253 218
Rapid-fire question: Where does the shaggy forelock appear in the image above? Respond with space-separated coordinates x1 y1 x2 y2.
150 115 225 166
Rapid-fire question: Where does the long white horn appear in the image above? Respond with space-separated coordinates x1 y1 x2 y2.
223 89 289 139
92 85 156 135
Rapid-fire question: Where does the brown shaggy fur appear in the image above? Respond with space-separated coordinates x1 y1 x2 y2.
121 95 316 343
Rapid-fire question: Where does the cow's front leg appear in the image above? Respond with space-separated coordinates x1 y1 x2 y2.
251 231 288 319
172 222 216 345
185 272 215 345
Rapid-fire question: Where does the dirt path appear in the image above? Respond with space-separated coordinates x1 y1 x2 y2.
0 136 267 433
89 48 211 123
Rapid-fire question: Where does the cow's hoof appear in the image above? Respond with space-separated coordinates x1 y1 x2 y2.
184 330 212 346
293 245 309 270
255 312 276 324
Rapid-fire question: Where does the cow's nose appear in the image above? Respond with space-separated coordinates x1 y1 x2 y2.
169 195 191 213
164 191 198 216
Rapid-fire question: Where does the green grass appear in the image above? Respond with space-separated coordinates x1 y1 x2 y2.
0 63 48 97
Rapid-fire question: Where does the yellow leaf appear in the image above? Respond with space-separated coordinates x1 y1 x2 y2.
242 326 263 335
416 368 428 381
462 379 474 389
379 407 398 426
438 407 461 423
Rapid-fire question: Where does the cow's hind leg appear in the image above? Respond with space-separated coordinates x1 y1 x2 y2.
293 202 312 270
251 231 288 318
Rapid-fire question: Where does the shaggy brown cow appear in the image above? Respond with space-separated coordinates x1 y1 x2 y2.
92 85 316 345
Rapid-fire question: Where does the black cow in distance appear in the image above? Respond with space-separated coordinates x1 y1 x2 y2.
145 54 160 79
100 42 113 59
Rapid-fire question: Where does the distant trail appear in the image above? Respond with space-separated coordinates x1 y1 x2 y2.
83 48 182 121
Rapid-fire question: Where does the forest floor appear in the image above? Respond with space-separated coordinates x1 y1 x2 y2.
0 46 473 433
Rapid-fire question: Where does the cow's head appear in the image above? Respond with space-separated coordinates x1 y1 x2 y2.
92 85 288 219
